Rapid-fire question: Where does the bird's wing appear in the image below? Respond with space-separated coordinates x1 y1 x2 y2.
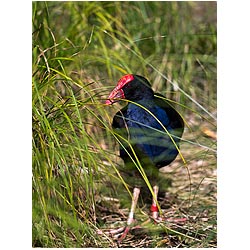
154 94 184 136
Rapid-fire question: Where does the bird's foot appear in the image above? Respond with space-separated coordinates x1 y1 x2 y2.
153 216 187 224
151 204 187 224
97 219 141 244
97 226 126 238
151 211 187 224
116 225 131 244
117 223 142 244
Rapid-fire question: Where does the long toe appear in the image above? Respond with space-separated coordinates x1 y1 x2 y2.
97 226 125 238
152 215 187 224
97 220 141 243
117 226 130 244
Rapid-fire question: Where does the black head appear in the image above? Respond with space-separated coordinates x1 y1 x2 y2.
106 74 154 105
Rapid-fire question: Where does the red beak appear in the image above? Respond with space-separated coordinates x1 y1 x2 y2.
105 87 125 105
105 74 134 105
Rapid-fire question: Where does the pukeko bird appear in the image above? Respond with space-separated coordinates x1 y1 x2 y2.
105 74 185 241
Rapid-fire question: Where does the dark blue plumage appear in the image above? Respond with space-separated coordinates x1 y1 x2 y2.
105 75 185 240
119 99 180 168
109 75 184 173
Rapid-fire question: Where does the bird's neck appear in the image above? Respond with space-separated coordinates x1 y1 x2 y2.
126 87 154 102
131 93 154 103
127 98 155 111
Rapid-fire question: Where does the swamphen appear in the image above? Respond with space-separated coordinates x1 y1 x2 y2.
105 74 185 241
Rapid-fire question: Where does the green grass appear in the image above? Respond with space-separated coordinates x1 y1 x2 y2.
32 1 216 247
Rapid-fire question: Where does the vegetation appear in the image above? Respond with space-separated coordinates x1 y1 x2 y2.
32 1 216 247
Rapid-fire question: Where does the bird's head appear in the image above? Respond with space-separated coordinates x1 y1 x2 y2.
105 74 154 105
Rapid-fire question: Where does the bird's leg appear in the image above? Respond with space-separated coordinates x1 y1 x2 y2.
117 187 140 243
151 185 159 220
97 187 141 241
150 185 187 223
127 187 140 225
